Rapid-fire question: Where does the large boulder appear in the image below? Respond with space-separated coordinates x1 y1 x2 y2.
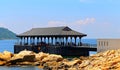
42 54 63 62
35 52 49 61
9 50 36 65
63 59 81 66
0 51 13 61
15 50 35 57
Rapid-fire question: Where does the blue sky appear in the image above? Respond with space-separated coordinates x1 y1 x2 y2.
0 0 120 38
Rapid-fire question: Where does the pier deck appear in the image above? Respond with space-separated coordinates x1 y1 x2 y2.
14 45 97 56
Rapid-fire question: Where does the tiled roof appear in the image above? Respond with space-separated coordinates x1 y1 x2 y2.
17 26 87 37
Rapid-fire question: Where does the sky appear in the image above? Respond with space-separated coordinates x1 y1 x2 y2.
0 0 120 38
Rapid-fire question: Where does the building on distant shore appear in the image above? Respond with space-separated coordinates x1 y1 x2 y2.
97 39 120 52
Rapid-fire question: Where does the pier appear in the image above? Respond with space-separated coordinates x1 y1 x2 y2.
14 26 97 56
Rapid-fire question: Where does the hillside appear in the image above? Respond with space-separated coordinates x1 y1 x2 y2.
0 27 17 40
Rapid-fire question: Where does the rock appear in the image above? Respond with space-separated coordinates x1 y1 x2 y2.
63 59 81 66
43 65 52 70
0 61 6 65
23 55 35 62
68 68 77 70
2 49 120 70
35 52 49 61
15 50 35 57
45 61 62 68
42 54 63 62
79 60 90 68
38 65 44 69
8 50 36 65
0 51 13 61
15 61 38 65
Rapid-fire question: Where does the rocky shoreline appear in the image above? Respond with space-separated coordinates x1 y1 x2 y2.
1 49 120 70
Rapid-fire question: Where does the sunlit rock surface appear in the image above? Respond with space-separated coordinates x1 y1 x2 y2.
1 49 120 70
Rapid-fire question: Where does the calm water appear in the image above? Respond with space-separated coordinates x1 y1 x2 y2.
0 66 42 70
0 40 16 52
0 39 97 70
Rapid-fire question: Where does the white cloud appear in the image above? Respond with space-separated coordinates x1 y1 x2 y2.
75 18 95 25
47 17 96 27
0 23 7 28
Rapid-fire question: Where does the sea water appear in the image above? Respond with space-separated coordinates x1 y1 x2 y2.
0 66 41 70
0 40 42 70
0 39 97 69
0 40 16 52
81 39 97 55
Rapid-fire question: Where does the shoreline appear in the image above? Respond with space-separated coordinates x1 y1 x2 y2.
0 49 120 69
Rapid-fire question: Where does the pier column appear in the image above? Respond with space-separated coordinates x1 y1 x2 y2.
47 37 49 44
40 37 42 44
67 37 69 45
20 37 22 45
24 37 25 45
79 37 82 46
33 37 35 45
51 37 54 45
39 37 40 43
28 37 30 45
60 37 62 46
64 37 66 46
30 37 32 44
42 37 44 43
43 37 46 43
55 37 57 45
66 37 68 45
37 37 39 45
21 37 23 45
31 37 33 45
26 37 28 45
48 37 52 45
62 37 64 46
59 37 62 46
70 37 72 46
58 37 60 45
74 37 77 46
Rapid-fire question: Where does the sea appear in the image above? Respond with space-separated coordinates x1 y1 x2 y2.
0 39 97 70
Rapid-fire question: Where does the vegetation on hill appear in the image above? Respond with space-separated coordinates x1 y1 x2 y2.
0 27 17 40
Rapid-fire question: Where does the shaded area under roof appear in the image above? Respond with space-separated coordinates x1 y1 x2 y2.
17 26 87 37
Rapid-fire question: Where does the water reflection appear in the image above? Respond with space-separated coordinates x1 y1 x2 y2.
0 66 42 70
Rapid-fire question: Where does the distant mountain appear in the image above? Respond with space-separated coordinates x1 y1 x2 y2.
0 27 17 40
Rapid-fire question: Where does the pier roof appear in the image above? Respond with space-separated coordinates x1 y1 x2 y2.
17 26 87 37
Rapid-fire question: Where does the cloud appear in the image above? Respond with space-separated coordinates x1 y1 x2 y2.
47 17 96 27
75 18 95 25
0 23 7 28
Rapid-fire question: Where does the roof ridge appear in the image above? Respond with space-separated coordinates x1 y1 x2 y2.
32 26 68 29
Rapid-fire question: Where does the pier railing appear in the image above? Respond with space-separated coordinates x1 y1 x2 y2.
81 43 97 48
15 42 96 48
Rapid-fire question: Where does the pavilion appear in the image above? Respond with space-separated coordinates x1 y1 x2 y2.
14 26 96 56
